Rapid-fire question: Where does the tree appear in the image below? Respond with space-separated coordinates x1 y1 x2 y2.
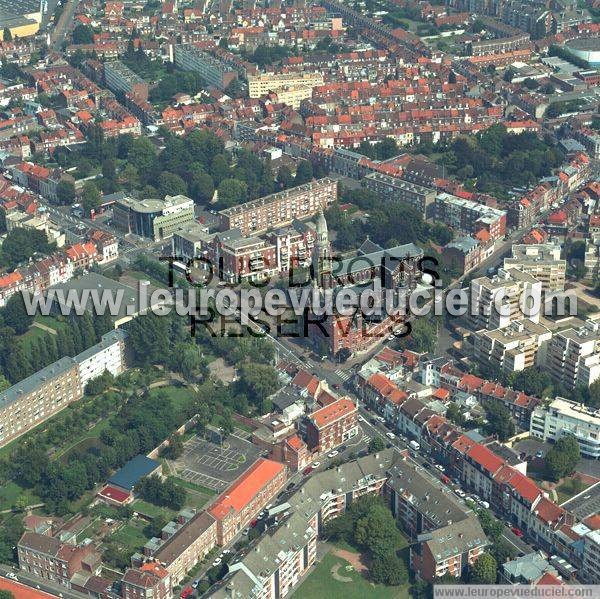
217 178 247 208
189 171 215 204
277 164 293 189
483 402 515 441
469 553 497 584
56 179 76 205
2 292 34 334
511 367 553 398
158 172 187 197
1 228 55 269
354 503 402 555
368 436 386 453
72 24 94 44
102 158 117 181
238 363 280 411
2 27 12 42
370 549 408 585
295 160 313 185
0 591 15 599
81 181 102 216
161 435 184 459
545 435 580 481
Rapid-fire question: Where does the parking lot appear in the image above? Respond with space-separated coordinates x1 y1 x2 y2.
172 434 262 492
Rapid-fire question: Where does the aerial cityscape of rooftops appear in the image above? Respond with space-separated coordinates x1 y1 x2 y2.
0 0 599 597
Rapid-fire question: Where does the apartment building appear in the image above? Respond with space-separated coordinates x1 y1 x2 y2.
546 319 600 389
411 518 488 581
75 329 127 390
0 330 127 447
530 397 600 458
152 512 217 585
210 450 398 598
467 268 543 331
218 178 337 236
582 530 600 583
248 72 324 108
472 319 552 375
0 357 81 448
304 398 359 453
504 243 566 293
173 44 238 90
363 171 437 219
18 532 99 588
208 458 287 545
434 193 506 240
113 195 195 240
104 60 149 101
122 563 172 599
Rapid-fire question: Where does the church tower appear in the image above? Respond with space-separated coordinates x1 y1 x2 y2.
312 208 332 287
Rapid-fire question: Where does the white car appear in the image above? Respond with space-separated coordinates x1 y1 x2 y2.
212 558 222 567
5 573 17 580
454 489 466 498
386 432 395 439
358 415 364 422
312 461 321 468
435 464 445 472
328 450 339 458
480 501 490 509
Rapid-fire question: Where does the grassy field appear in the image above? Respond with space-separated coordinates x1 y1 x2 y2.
109 521 148 553
0 481 41 511
132 499 177 520
293 551 410 599
148 385 196 412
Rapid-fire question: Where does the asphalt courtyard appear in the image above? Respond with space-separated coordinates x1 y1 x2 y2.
172 434 262 492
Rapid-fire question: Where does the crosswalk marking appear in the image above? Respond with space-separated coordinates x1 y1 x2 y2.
335 369 351 381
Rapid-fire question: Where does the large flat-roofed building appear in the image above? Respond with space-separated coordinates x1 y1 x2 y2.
472 319 552 374
363 172 437 218
546 319 600 390
104 60 149 101
248 72 324 108
173 44 238 90
0 357 80 447
530 397 600 458
435 193 506 240
75 329 127 390
466 268 543 331
208 458 287 545
210 449 399 599
0 0 42 41
504 243 566 293
153 511 217 585
218 178 337 236
0 329 127 448
113 194 195 240
304 397 359 453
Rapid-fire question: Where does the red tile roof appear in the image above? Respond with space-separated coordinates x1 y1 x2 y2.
310 398 356 429
98 485 131 504
535 497 564 525
209 458 285 521
467 444 505 474
0 578 57 598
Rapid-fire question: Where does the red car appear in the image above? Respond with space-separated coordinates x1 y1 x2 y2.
302 466 313 476
180 587 193 599
511 527 524 537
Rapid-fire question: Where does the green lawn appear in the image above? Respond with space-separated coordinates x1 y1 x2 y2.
149 385 196 412
132 499 177 520
293 551 410 599
109 521 148 553
0 481 41 511
169 475 216 498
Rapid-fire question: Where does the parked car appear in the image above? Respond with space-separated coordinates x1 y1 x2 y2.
535 450 544 458
358 415 364 422
180 587 194 599
454 489 466 498
511 527 524 537
435 464 445 472
386 432 395 439
312 460 321 468
302 466 313 476
328 450 339 458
